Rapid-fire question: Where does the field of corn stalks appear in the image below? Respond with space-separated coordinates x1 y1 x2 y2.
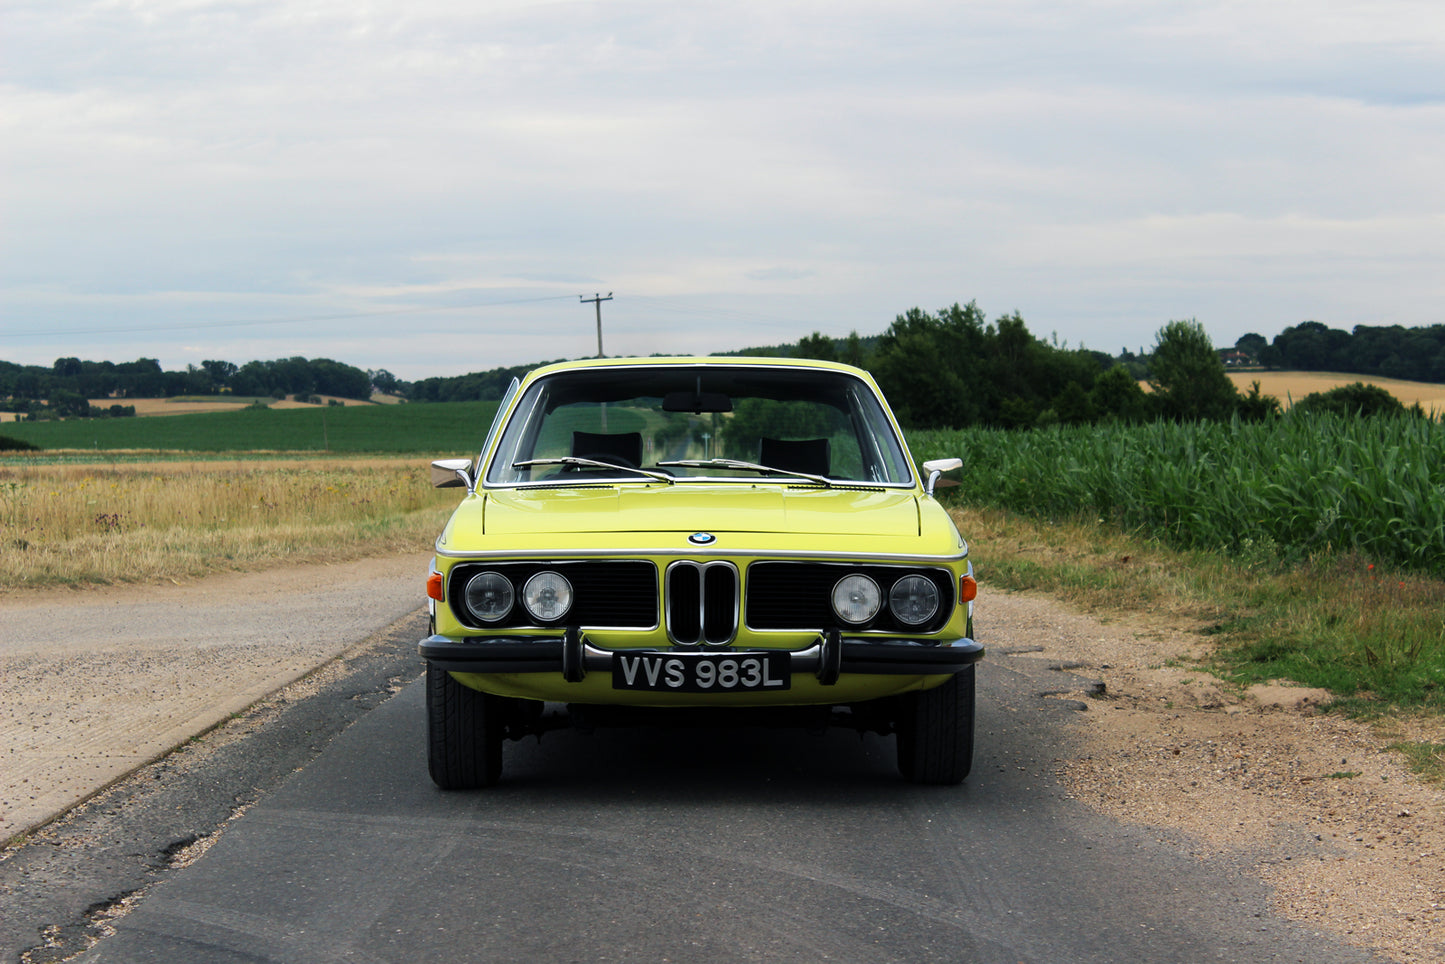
912 413 1445 576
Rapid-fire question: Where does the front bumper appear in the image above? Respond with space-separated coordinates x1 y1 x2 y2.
419 628 984 684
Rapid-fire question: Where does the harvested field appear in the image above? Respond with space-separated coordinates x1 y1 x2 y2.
1226 371 1445 414
87 396 378 417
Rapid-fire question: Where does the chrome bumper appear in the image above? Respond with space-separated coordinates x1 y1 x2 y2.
419 628 984 684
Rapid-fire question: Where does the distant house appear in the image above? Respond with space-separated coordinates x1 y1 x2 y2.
1219 349 1253 367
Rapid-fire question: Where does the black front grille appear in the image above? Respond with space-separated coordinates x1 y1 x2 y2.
745 562 954 634
450 561 656 630
666 561 738 646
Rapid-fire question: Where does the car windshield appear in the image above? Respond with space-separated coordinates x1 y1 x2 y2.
484 364 915 487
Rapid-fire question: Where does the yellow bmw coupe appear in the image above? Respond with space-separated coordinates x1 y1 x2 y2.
421 356 979 787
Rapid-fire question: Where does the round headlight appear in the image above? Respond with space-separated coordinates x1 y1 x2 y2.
889 574 940 626
831 573 881 625
464 571 514 623
522 571 573 622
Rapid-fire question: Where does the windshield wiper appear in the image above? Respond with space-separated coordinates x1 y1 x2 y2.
657 458 832 487
513 457 675 484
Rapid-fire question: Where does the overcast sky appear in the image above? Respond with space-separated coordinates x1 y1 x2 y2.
3 0 1442 381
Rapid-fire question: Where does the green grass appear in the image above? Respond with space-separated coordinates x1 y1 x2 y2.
1387 741 1445 783
0 400 499 454
956 506 1445 714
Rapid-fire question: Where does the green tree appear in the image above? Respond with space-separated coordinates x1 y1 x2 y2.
201 360 238 390
870 307 982 428
1050 381 1096 426
1089 364 1152 423
795 332 838 362
1292 382 1407 418
1148 319 1239 421
1235 333 1268 360
47 389 89 418
1235 381 1281 421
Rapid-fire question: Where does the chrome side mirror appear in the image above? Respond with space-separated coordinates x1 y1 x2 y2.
430 458 475 491
921 457 962 497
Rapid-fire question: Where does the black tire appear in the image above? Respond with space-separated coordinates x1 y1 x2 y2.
896 665 975 785
426 663 503 789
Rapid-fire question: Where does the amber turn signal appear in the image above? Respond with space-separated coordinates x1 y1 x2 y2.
959 574 977 603
426 571 444 601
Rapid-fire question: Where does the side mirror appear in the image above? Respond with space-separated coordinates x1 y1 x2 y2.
430 458 475 490
921 457 962 497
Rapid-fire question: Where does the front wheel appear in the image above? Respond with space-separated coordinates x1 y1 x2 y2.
426 663 503 789
896 665 975 785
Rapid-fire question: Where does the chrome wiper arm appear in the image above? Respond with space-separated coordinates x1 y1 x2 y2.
658 458 832 487
513 457 675 484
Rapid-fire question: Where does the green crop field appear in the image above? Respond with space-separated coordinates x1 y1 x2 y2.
913 413 1445 576
0 400 500 455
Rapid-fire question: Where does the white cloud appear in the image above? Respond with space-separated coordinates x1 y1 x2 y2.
2 0 1443 378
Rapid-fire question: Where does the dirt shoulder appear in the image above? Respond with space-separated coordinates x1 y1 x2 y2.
0 553 430 843
980 591 1445 964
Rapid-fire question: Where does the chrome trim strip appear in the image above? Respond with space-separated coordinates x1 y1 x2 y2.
664 559 740 647
477 359 919 490
488 478 910 492
435 543 969 564
445 560 662 634
744 561 958 635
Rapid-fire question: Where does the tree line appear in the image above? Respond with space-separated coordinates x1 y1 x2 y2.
3 311 1440 425
837 307 1422 427
379 304 1311 429
1249 321 1445 383
405 361 557 404
0 356 377 420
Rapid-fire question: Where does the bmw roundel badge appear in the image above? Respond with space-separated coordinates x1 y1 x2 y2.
688 532 717 546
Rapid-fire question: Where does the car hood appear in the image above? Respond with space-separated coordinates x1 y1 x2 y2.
479 484 921 538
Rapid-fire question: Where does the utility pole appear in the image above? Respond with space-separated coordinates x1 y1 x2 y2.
580 292 613 357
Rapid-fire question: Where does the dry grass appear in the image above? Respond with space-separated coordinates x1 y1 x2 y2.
1225 371 1445 414
87 395 379 416
0 457 460 591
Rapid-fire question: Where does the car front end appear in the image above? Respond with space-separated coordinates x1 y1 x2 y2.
419 357 981 787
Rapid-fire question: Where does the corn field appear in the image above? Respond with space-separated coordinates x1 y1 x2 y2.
911 414 1445 575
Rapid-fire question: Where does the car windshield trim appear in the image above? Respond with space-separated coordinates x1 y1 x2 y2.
482 362 917 489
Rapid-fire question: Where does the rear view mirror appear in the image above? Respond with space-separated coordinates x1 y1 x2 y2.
430 458 474 489
922 457 962 496
662 391 733 414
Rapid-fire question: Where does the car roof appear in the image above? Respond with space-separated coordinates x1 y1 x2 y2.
523 356 871 380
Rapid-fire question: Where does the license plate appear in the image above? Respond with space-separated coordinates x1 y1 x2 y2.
612 651 791 693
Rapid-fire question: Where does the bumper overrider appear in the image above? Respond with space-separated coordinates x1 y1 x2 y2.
419 628 983 684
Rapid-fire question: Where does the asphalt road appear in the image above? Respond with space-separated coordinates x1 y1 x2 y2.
1 618 1384 964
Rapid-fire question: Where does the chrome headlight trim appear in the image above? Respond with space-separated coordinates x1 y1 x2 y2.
831 573 881 625
522 570 574 622
888 573 940 627
463 570 514 624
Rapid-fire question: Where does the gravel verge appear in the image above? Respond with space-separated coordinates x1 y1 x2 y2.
0 610 426 963
979 591 1445 963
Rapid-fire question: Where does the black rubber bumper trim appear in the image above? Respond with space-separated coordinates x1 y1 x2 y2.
420 634 985 677
837 638 984 675
419 634 564 674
